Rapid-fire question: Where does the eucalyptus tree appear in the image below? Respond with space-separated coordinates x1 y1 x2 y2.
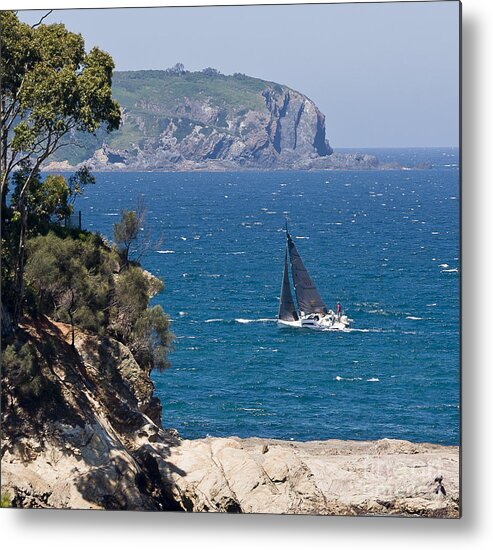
0 11 121 325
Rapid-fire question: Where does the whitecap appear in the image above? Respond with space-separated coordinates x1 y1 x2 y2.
204 319 223 323
157 250 175 254
367 378 380 382
406 316 424 320
439 263 449 268
442 268 458 273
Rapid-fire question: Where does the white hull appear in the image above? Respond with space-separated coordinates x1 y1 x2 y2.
278 313 350 331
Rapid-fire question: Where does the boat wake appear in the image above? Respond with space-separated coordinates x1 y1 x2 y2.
202 319 410 335
235 318 277 324
202 318 277 324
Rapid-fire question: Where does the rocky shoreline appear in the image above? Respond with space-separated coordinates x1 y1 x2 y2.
160 435 459 517
41 150 429 173
1 318 459 516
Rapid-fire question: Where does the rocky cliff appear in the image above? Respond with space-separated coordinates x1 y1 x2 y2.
45 70 334 172
1 316 459 516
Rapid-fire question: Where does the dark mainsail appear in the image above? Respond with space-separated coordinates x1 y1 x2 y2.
287 231 328 315
278 248 299 322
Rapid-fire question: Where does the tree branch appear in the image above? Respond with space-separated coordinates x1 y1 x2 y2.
31 11 53 28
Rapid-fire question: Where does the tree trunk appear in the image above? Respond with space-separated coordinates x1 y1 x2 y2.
68 290 76 348
70 314 75 348
1 181 8 214
11 159 45 327
12 193 28 326
1 97 8 213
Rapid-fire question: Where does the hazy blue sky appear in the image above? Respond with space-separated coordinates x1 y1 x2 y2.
20 2 460 148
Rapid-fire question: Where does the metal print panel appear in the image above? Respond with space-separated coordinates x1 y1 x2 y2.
0 1 461 517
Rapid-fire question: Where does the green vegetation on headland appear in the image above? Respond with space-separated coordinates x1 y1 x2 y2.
114 67 270 113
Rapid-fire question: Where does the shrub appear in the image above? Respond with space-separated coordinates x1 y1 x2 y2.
25 232 115 343
130 305 174 372
110 266 150 341
0 492 11 508
113 210 140 267
2 343 58 407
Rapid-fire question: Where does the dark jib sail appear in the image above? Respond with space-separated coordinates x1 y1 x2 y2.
278 248 299 322
287 232 328 315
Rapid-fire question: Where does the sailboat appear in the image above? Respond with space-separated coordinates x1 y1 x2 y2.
278 225 350 330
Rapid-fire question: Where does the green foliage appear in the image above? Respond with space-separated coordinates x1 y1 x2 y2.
1 11 120 166
13 26 120 147
23 231 173 373
111 266 150 340
11 163 59 222
1 11 121 325
0 13 173 376
12 165 71 230
109 266 172 372
2 343 57 405
67 166 96 206
39 175 71 220
25 232 116 340
113 70 270 112
1 492 12 508
130 305 173 372
113 210 140 267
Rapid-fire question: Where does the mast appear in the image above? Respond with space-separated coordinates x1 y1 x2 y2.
286 229 327 316
278 246 299 321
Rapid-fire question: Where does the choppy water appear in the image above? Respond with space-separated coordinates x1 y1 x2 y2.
80 148 460 444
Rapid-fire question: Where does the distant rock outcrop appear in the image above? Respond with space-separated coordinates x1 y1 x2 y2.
45 71 335 172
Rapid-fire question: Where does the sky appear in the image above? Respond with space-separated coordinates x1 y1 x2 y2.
19 2 460 148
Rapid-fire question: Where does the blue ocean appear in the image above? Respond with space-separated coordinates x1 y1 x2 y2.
79 148 460 445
